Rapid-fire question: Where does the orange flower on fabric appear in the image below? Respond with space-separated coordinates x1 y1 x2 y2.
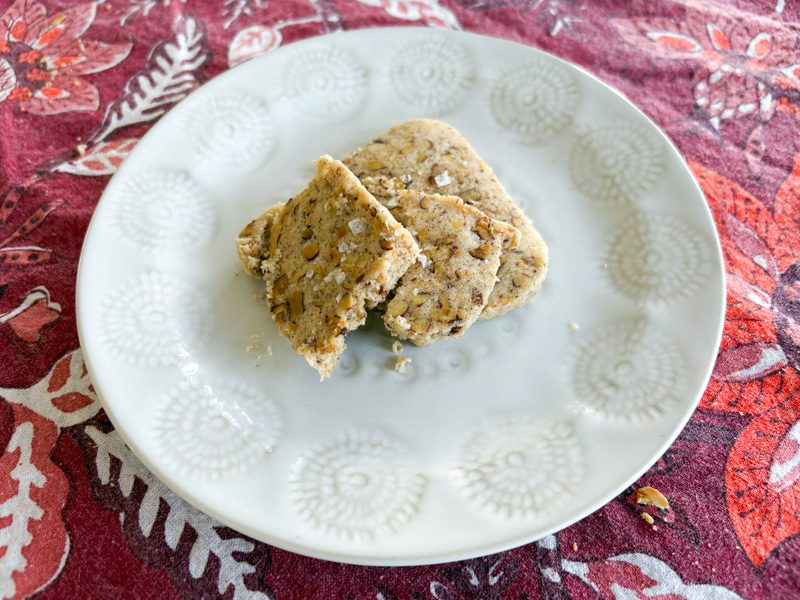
613 1 800 131
691 156 800 567
0 0 131 114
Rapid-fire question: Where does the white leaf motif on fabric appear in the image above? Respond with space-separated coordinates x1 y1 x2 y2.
356 0 460 30
56 139 138 177
0 350 100 428
0 58 16 104
92 16 208 143
85 426 272 600
223 0 266 30
118 0 188 26
562 553 744 599
228 25 283 67
0 424 50 598
536 534 557 549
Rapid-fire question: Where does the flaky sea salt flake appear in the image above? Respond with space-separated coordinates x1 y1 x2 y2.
434 171 452 187
348 217 367 235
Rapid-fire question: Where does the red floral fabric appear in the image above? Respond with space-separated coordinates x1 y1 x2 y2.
1 0 799 598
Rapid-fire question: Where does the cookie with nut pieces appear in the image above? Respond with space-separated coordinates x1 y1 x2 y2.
363 179 518 346
386 190 516 346
262 155 419 380
344 118 548 319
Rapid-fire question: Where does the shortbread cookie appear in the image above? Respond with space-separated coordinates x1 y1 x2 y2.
236 203 284 277
362 175 520 250
379 189 514 346
263 155 418 380
343 118 548 319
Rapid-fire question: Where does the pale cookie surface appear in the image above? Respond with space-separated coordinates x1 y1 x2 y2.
263 155 418 380
236 203 284 277
363 181 515 346
344 118 548 319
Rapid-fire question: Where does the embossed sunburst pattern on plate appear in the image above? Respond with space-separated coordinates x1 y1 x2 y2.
454 419 583 518
110 170 213 254
389 36 474 115
99 272 211 367
153 378 282 480
570 320 684 423
569 121 663 205
289 431 426 540
491 61 579 144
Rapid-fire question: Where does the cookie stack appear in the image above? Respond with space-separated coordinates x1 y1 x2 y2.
236 119 548 379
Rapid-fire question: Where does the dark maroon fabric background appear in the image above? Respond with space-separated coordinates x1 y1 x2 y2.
1 0 800 598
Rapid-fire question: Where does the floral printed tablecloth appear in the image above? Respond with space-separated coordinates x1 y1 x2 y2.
1 0 799 598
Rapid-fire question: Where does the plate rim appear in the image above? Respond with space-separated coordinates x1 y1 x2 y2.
75 26 727 566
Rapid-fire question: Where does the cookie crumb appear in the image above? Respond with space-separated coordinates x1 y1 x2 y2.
246 343 262 352
392 340 404 354
394 355 412 373
256 347 271 365
572 542 578 552
652 525 658 531
640 512 655 525
636 486 670 509
76 143 87 155
568 322 580 330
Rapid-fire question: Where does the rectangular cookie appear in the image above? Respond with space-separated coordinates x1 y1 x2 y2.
262 155 418 380
376 187 516 346
343 118 548 319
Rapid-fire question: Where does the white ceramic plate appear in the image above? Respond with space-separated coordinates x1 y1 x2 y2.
77 27 725 566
